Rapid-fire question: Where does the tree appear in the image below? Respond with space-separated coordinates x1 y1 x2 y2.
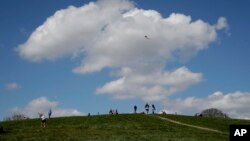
3 113 29 121
200 108 229 118
11 113 27 120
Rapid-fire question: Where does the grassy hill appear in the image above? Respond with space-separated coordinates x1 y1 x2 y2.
1 114 250 141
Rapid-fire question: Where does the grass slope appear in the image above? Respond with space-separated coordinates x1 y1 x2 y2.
159 114 250 133
0 114 249 141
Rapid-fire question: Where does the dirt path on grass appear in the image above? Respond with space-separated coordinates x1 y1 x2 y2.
155 116 226 134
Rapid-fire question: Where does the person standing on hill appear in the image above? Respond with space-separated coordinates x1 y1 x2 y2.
145 103 150 114
152 104 156 114
48 109 52 119
134 105 137 113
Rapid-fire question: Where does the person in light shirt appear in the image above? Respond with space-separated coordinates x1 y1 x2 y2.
38 113 46 128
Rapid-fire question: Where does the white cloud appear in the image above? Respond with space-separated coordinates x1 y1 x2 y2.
215 17 228 30
5 82 20 90
11 97 84 118
97 67 202 101
162 91 250 119
17 0 135 62
17 0 228 101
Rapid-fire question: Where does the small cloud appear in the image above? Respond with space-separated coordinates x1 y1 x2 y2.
10 96 84 118
5 83 21 90
215 17 228 30
215 17 230 36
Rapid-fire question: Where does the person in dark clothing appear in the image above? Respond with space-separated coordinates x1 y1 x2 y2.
134 105 137 113
48 109 52 119
109 109 113 115
152 104 156 114
145 103 150 114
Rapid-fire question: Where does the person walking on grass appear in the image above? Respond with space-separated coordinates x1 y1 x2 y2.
39 113 46 128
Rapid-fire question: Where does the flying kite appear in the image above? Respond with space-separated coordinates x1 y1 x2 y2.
144 35 150 40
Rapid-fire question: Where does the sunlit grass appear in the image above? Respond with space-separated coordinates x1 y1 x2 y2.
1 114 248 141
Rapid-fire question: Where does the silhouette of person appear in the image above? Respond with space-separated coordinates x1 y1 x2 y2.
152 104 155 114
134 105 137 113
109 109 113 114
48 109 52 119
145 103 150 114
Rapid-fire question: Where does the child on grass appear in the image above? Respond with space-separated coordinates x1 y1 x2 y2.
38 113 46 128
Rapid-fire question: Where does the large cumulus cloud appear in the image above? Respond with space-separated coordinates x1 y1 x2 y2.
17 0 227 101
162 91 250 119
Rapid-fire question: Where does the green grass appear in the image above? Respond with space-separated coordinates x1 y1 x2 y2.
159 114 250 132
0 114 249 141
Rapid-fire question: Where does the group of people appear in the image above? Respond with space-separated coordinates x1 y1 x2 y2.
134 103 156 114
38 109 52 128
109 109 119 115
38 104 156 128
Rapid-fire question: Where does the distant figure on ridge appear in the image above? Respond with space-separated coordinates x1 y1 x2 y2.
145 103 150 114
109 109 115 115
152 104 156 114
134 105 137 113
48 109 52 119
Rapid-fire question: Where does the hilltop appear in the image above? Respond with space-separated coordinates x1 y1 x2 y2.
1 114 250 141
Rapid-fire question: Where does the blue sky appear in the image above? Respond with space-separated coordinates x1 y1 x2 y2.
1 0 250 120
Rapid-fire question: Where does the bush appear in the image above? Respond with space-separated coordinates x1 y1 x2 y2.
200 108 229 118
3 113 29 121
